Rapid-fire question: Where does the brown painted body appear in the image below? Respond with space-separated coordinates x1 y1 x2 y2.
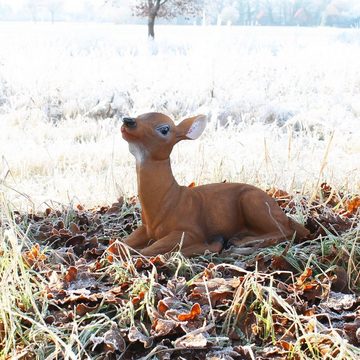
121 112 309 257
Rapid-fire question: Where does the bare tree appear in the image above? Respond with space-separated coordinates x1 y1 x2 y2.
133 0 203 38
48 0 62 23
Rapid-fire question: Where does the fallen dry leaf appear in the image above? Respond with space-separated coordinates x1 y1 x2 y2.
91 325 126 353
152 318 179 337
75 303 99 316
346 196 360 215
103 325 126 353
22 243 47 267
174 332 207 349
128 326 153 348
296 268 313 286
267 188 292 208
177 303 201 321
157 299 170 314
64 266 78 283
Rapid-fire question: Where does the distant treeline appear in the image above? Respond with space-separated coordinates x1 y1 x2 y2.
202 0 360 28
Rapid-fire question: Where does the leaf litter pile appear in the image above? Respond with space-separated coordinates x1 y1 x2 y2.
1 184 360 359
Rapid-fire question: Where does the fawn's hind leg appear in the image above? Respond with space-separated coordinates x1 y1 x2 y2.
229 190 296 248
228 231 292 249
140 231 223 257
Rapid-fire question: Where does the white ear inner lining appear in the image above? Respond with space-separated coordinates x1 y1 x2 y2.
186 116 207 140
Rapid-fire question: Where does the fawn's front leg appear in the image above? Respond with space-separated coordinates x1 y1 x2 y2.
123 225 151 250
140 231 223 257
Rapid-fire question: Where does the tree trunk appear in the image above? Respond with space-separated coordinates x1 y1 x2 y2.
148 14 156 38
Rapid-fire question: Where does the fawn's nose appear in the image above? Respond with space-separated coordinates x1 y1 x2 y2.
123 117 137 128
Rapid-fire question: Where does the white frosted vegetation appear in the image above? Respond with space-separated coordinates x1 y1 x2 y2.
0 23 359 208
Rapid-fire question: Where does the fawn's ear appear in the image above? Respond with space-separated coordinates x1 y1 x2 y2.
176 115 207 141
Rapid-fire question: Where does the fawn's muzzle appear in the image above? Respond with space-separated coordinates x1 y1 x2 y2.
123 117 137 128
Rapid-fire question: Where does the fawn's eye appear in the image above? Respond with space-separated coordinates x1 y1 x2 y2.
156 125 170 136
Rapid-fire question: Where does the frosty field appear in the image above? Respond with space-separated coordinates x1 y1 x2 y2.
1 22 360 360
0 22 360 208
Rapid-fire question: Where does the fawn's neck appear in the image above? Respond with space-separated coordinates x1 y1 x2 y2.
136 158 180 226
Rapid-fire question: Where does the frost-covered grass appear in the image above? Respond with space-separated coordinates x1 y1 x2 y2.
0 23 359 208
1 193 359 359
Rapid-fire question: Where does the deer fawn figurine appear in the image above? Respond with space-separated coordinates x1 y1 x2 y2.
121 112 309 257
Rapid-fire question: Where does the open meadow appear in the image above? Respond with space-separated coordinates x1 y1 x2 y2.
0 23 360 359
1 23 360 206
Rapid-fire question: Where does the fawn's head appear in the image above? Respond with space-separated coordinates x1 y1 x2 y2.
121 112 207 162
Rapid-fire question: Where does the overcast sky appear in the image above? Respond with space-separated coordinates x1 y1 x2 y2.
0 0 104 12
